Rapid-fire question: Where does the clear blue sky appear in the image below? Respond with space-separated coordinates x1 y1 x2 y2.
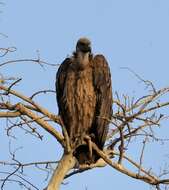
1 0 169 190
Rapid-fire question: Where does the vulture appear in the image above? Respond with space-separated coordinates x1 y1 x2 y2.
56 38 112 164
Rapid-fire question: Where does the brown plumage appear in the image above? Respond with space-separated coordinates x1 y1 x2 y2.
56 38 112 164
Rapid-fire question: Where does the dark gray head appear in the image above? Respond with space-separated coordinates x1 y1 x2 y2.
76 37 91 53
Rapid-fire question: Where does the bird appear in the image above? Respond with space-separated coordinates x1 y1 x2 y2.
56 37 112 164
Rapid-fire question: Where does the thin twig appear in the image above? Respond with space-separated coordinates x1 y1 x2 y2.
0 58 59 67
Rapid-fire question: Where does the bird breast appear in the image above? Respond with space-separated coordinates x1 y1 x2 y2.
64 66 96 133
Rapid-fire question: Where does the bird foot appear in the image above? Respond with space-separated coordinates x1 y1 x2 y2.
84 135 93 161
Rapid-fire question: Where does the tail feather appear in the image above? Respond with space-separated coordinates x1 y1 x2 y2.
74 145 99 165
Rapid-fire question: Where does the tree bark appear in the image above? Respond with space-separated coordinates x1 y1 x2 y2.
45 153 76 190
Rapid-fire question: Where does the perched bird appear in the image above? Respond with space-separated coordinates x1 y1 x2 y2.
56 37 112 164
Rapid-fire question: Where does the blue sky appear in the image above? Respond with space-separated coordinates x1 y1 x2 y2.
1 0 169 190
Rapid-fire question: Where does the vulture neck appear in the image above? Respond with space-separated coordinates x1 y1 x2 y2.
76 51 90 70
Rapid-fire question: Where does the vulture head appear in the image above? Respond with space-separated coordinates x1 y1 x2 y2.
76 37 91 53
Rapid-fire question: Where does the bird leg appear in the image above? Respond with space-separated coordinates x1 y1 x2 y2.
84 135 93 161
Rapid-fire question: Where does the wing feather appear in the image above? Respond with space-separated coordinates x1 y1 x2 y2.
92 54 112 148
55 58 71 114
